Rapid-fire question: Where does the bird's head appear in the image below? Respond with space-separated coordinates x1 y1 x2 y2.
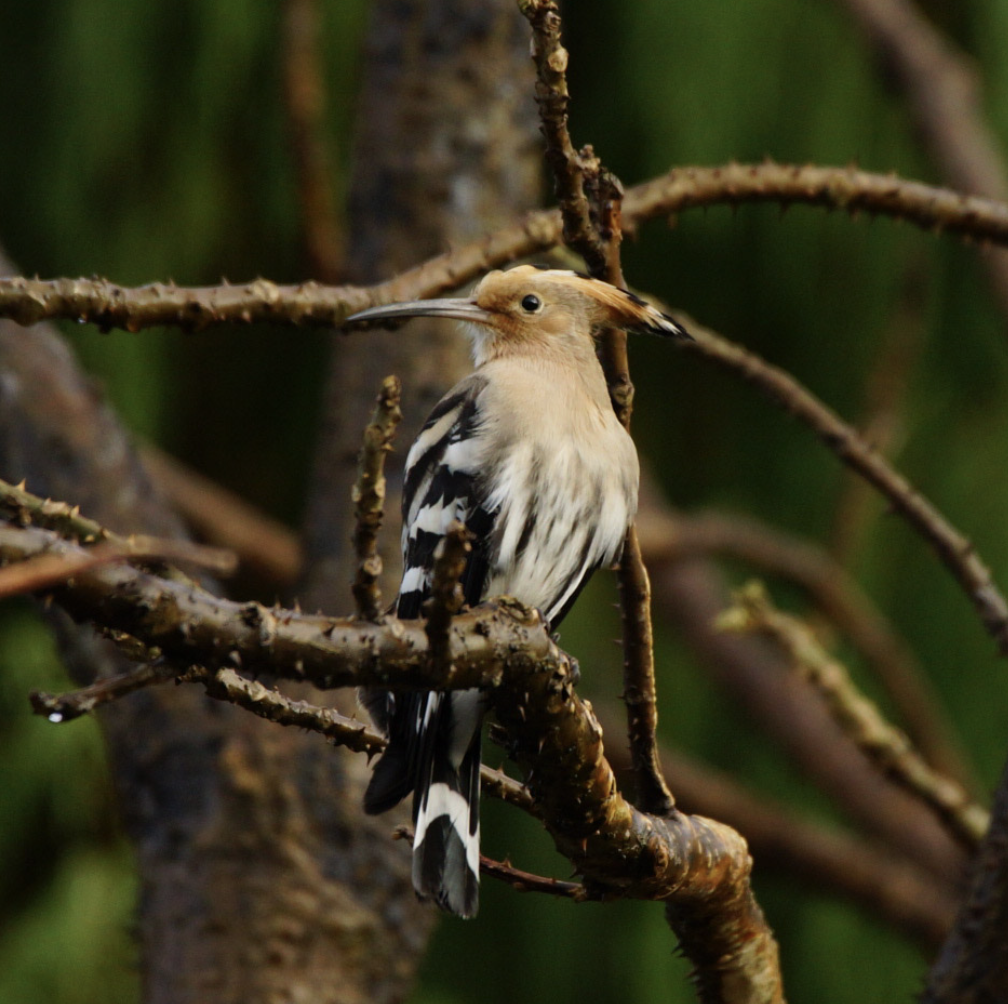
345 265 690 365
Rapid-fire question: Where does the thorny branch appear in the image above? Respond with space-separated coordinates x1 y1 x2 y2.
637 504 972 786
721 583 989 850
0 513 781 1003
30 662 179 723
0 478 236 584
4 165 1008 335
518 0 595 262
31 658 536 813
476 853 585 900
351 375 401 620
0 534 234 600
393 825 586 899
678 316 1008 657
423 523 471 676
115 443 968 946
129 449 969 944
2 176 1004 667
519 0 675 820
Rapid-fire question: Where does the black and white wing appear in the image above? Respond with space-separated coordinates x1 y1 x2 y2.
363 376 494 918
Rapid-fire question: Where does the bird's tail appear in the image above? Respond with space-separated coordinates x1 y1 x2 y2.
412 691 483 919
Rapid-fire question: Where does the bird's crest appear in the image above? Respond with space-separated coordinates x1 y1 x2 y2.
520 266 690 339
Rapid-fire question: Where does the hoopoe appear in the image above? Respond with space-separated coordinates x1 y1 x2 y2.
346 265 690 917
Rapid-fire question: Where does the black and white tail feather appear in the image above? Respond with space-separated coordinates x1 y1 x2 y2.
351 265 690 918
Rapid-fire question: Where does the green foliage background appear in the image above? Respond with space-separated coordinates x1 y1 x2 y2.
1 2 1007 1002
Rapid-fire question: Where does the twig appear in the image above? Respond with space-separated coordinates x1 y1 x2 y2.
194 665 388 755
282 0 345 281
612 524 675 816
637 502 974 788
351 376 402 620
594 173 673 816
621 162 1008 244
423 522 471 675
31 650 536 812
0 477 227 575
30 661 178 722
0 275 375 333
679 316 1008 656
478 763 536 815
0 534 235 600
518 0 603 271
0 479 110 544
720 582 989 849
520 0 674 819
478 854 585 899
0 477 238 586
394 824 584 898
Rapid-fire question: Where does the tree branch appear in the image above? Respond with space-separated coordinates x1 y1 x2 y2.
0 533 234 600
517 0 600 267
2 503 782 1004
637 502 974 788
721 583 988 850
597 704 956 951
30 661 179 722
477 852 585 900
519 0 674 819
4 164 1008 335
678 315 1008 656
351 376 401 620
921 752 1008 1004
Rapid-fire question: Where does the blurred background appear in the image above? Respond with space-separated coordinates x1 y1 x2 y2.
1 1 1007 1002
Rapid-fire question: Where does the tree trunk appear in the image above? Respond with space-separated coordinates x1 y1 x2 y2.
1 2 540 1002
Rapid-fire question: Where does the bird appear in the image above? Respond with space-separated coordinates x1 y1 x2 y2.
345 264 690 918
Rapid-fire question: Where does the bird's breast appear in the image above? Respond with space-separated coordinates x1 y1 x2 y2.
478 389 639 622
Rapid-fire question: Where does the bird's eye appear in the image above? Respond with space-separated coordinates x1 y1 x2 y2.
520 294 542 313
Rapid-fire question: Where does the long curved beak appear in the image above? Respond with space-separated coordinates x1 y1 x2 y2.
345 297 494 326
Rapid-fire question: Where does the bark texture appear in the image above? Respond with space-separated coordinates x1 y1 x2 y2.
0 252 424 1004
0 0 541 998
921 754 1008 1004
